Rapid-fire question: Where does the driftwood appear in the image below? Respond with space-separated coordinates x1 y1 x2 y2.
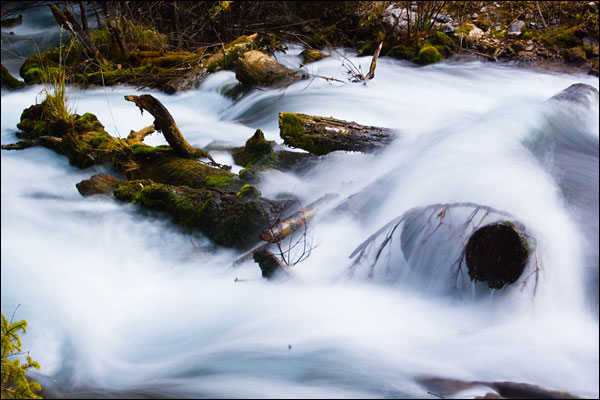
349 203 537 294
1 64 25 89
253 249 285 279
76 173 124 196
279 112 396 155
124 94 198 159
365 40 384 80
260 193 338 243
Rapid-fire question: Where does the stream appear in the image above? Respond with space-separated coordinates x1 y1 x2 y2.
1 26 599 399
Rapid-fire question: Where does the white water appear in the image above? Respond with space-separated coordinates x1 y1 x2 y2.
1 46 599 398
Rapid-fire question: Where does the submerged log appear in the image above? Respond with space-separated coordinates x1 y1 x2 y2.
349 203 536 293
278 112 396 155
235 50 307 87
465 222 531 289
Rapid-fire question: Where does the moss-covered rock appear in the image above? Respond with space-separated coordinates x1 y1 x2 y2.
564 46 587 63
232 129 274 167
386 44 420 61
300 49 329 64
417 46 443 65
235 50 306 87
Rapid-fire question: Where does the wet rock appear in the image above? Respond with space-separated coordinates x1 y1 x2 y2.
508 20 525 37
563 46 587 64
550 83 599 107
440 24 455 34
76 174 124 196
235 50 306 88
434 13 452 23
299 48 328 64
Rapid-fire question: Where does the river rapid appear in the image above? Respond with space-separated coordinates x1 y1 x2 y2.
1 42 599 398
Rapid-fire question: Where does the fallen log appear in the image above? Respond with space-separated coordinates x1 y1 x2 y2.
124 94 198 159
260 193 339 243
235 50 307 87
278 112 396 155
349 203 536 293
113 180 285 249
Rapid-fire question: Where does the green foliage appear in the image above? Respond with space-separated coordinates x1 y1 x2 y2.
1 313 42 399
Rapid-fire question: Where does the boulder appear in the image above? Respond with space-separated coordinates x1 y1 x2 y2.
235 50 306 87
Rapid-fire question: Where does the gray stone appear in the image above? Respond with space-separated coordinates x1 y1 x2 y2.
440 24 455 34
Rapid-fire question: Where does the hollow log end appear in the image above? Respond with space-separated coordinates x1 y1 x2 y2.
465 221 531 289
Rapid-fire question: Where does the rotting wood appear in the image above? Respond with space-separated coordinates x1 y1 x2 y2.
279 112 396 155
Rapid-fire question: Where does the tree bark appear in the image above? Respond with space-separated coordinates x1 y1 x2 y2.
260 193 338 243
105 1 130 60
365 40 384 80
124 94 198 159
279 112 396 155
49 4 107 65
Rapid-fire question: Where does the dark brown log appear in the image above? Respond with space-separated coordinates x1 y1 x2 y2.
279 112 396 155
260 193 338 243
465 221 531 289
253 249 285 279
124 94 198 159
76 173 124 196
49 4 107 65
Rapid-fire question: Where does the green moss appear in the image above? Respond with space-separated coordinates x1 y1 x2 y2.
114 180 153 203
537 25 584 48
89 131 112 148
455 23 474 36
236 184 261 198
131 143 172 156
417 46 443 65
75 113 104 132
430 31 452 48
279 113 304 138
204 171 236 189
386 44 420 61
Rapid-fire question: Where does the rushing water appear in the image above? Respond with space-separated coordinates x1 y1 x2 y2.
1 43 599 398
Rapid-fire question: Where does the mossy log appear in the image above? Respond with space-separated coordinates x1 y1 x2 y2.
279 112 396 155
6 94 290 249
113 180 285 249
235 50 307 87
